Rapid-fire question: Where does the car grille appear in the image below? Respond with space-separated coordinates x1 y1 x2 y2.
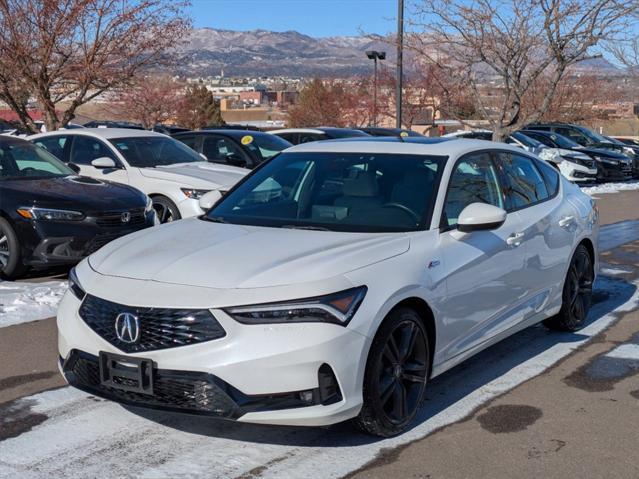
95 208 146 227
79 295 226 353
84 233 126 255
65 352 240 417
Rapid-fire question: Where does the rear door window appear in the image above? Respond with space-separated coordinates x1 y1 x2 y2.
496 152 549 210
33 136 69 162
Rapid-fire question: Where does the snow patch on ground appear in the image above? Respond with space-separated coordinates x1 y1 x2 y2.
581 181 639 196
0 280 67 328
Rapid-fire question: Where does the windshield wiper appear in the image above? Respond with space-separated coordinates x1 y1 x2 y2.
204 216 227 223
281 224 331 231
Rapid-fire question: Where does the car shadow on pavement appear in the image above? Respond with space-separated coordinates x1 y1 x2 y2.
124 274 637 448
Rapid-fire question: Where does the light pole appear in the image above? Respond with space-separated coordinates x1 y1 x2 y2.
366 50 386 127
396 0 404 129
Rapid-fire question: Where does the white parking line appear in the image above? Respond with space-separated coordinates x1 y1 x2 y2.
604 343 639 360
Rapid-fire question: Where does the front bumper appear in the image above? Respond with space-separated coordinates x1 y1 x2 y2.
16 211 155 268
57 289 369 426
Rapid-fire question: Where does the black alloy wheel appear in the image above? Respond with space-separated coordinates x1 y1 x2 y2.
544 244 594 331
355 308 430 437
152 196 181 224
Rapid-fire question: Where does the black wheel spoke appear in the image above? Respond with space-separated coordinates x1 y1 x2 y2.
380 376 395 405
392 383 406 419
387 334 400 364
399 322 416 361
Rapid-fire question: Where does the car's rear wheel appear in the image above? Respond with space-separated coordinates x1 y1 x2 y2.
152 196 181 224
354 307 430 437
0 217 26 280
544 244 594 332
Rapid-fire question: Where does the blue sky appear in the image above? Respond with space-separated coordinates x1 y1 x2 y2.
189 0 399 37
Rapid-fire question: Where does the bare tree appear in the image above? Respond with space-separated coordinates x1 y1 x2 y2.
0 0 190 133
114 75 185 129
409 0 638 141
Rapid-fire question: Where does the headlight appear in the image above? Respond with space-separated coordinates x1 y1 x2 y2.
68 267 85 300
145 196 154 213
224 286 367 326
181 188 211 200
17 207 84 221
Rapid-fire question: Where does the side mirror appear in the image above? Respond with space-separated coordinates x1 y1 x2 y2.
91 157 117 169
67 162 81 174
199 190 223 211
457 203 507 233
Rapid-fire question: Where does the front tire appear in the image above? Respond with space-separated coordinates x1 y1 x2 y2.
354 307 430 437
152 196 181 224
544 244 594 331
0 217 26 280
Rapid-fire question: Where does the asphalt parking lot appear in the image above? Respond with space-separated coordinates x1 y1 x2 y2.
1 189 639 478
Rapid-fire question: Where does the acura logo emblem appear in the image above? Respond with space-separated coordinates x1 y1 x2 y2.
121 212 131 223
115 312 140 343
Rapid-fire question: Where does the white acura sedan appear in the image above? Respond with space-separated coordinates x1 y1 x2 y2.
29 129 248 223
58 138 598 436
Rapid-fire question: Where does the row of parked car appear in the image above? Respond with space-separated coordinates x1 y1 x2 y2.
0 120 634 279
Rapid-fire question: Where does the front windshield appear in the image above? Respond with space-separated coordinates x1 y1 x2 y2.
577 126 610 144
547 133 580 149
511 132 543 149
111 136 204 167
243 134 292 162
207 152 445 232
0 141 74 180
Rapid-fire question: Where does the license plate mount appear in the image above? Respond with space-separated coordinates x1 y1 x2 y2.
99 351 154 395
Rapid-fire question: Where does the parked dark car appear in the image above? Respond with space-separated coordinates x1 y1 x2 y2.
357 127 423 137
172 129 292 169
152 124 191 135
0 136 155 278
521 129 634 180
269 127 371 145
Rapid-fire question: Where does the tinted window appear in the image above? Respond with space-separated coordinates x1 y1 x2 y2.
70 136 117 165
202 136 244 163
176 135 199 150
498 153 549 210
555 127 589 146
299 133 323 143
242 134 291 162
208 152 444 232
0 141 74 179
536 158 560 196
33 136 69 161
111 136 203 167
443 153 504 227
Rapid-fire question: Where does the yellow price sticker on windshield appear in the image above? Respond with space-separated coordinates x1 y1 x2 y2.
400 131 409 137
241 135 254 145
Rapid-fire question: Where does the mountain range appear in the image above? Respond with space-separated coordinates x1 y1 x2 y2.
174 28 621 78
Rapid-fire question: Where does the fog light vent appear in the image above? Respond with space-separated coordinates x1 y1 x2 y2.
318 363 342 405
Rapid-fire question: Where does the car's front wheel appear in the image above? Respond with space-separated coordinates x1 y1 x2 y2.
544 244 594 331
0 217 26 280
354 307 430 437
152 196 181 224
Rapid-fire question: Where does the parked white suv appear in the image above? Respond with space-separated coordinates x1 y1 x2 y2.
29 129 248 222
58 137 598 436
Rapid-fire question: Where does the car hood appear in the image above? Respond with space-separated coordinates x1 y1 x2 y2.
88 218 410 289
574 147 630 160
1 175 146 210
139 162 248 189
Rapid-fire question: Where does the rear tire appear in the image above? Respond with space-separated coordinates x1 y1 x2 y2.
544 244 594 332
0 217 26 280
354 307 430 437
152 196 181 224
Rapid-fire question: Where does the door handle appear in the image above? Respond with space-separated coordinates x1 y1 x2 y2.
506 232 525 247
558 215 575 228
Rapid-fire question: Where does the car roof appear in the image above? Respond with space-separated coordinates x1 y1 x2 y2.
285 136 527 157
174 129 272 138
29 128 167 140
0 135 30 146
